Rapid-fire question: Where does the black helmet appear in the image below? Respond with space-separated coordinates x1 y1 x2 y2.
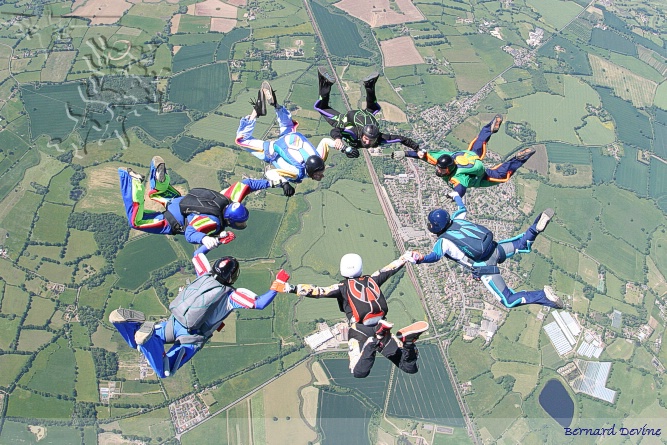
212 256 240 285
304 155 325 178
361 124 379 146
435 154 456 177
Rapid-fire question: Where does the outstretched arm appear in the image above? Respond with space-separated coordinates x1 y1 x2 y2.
290 283 342 299
222 178 271 203
370 256 407 287
380 134 419 151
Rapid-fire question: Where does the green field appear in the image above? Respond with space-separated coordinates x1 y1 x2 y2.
24 296 56 326
0 354 29 387
616 146 649 196
545 142 590 165
118 407 174 442
318 391 372 445
5 387 74 419
1 285 29 316
586 225 643 282
169 62 230 112
388 344 464 425
0 317 21 349
216 28 251 60
322 358 390 408
590 147 618 184
208 360 280 407
650 157 667 212
193 342 280 385
465 372 507 417
448 337 494 381
114 235 177 289
75 349 99 403
0 191 43 259
596 87 652 150
32 202 72 244
21 339 75 395
311 1 373 58
44 167 75 204
172 41 217 73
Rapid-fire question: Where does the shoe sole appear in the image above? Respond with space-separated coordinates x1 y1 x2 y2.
397 321 429 341
544 286 564 309
124 168 145 182
135 322 155 345
152 156 166 182
513 148 536 161
536 208 554 232
491 114 503 133
362 71 380 84
260 81 275 107
318 66 336 84
109 308 145 324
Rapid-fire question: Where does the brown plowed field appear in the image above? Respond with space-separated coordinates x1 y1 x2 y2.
335 0 423 27
380 36 424 67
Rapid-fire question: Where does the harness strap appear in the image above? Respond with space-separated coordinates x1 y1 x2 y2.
164 317 176 344
163 210 184 235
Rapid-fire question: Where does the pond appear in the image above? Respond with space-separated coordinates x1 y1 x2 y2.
539 379 574 427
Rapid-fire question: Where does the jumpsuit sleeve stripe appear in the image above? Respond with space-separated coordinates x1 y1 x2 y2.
223 182 251 202
229 290 256 308
190 216 218 234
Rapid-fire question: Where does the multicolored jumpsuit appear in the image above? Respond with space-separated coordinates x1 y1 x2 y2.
235 106 329 182
118 159 269 250
292 258 419 378
417 196 560 309
314 74 419 150
112 279 278 378
405 117 530 197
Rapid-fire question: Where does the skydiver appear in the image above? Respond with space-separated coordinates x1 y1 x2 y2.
406 194 564 310
118 156 285 255
235 81 330 194
110 257 289 378
273 253 428 378
392 115 535 198
315 67 420 156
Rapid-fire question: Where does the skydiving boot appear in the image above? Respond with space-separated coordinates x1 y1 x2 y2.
249 89 266 117
544 286 565 309
535 208 555 233
362 71 380 88
134 322 156 346
151 156 166 183
121 168 145 182
490 114 503 133
318 66 336 87
396 321 429 345
261 80 277 108
109 308 145 324
510 147 536 162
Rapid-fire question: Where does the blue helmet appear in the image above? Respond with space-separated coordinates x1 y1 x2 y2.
427 209 451 235
223 202 249 230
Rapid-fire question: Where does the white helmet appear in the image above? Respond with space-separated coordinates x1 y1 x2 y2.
340 253 363 278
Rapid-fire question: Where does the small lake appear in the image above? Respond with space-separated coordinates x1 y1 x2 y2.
539 379 574 427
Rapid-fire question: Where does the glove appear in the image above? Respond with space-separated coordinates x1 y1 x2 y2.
391 151 405 160
334 138 345 150
343 147 360 158
281 182 295 197
417 150 427 159
271 280 293 293
471 268 482 281
270 269 293 292
218 231 236 244
201 236 219 250
402 251 423 264
447 191 460 201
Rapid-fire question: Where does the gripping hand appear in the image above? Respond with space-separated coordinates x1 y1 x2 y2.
391 151 405 160
343 147 360 158
218 231 236 244
402 250 423 264
270 269 293 293
201 236 220 250
281 182 295 197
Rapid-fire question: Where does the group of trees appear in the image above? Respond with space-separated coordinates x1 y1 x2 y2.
91 348 119 379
